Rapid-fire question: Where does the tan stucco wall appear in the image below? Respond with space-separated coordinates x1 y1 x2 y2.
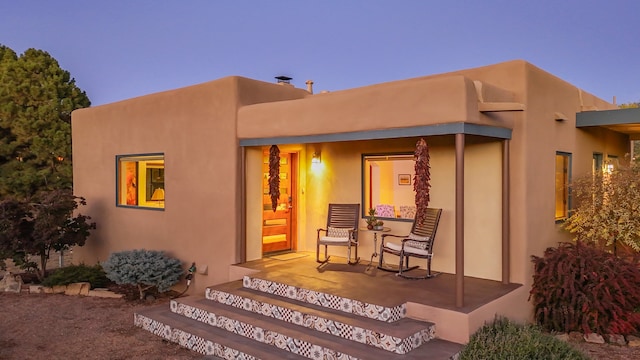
237 75 505 139
246 137 503 281
72 77 307 294
72 59 630 332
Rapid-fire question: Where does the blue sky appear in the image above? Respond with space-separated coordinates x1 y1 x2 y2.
1 1 638 106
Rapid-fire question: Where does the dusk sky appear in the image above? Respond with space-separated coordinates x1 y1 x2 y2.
1 1 638 106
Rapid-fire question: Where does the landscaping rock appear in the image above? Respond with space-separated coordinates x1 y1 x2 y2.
0 272 23 293
569 331 582 340
52 285 67 294
606 334 627 346
584 333 605 344
628 335 640 347
29 285 45 294
79 283 90 296
88 289 123 299
65 282 90 296
554 333 570 342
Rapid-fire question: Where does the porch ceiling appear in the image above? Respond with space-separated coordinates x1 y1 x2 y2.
576 107 640 138
239 122 512 146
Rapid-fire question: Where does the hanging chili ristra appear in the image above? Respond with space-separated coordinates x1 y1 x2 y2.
414 138 431 224
268 145 280 212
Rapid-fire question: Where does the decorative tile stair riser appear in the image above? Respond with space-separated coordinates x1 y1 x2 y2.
204 287 434 354
134 313 259 359
171 300 357 359
135 267 465 359
241 275 406 323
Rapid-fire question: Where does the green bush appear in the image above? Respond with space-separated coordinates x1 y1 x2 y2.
102 249 183 300
41 264 110 289
459 317 588 360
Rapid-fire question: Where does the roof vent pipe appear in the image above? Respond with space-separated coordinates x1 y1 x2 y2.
305 80 314 94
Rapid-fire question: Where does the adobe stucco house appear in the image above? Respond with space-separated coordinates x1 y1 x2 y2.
71 60 637 348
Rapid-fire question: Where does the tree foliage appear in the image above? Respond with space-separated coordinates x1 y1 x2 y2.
0 44 91 198
102 249 183 300
618 101 639 109
0 189 96 280
563 162 640 254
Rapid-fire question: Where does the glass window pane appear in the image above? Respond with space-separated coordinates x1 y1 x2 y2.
117 154 164 209
555 153 571 220
362 154 414 220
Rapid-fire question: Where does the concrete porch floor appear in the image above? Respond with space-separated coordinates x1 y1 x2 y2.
235 251 522 314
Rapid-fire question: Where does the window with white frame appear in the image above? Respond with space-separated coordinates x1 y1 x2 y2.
116 153 165 209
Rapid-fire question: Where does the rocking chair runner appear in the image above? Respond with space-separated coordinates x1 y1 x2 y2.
378 208 442 279
316 203 361 264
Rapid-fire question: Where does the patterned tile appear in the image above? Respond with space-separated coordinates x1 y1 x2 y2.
170 277 441 357
309 344 324 360
243 276 406 322
352 326 367 344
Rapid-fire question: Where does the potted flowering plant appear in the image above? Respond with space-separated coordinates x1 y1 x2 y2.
374 220 384 231
366 208 377 230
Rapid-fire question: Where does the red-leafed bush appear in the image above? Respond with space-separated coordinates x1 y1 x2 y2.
530 242 640 335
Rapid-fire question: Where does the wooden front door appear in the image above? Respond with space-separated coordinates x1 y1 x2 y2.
262 151 297 254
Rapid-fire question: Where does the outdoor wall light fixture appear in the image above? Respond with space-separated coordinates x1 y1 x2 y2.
312 151 321 164
606 163 614 173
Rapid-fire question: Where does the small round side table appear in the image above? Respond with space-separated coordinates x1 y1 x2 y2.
360 226 391 268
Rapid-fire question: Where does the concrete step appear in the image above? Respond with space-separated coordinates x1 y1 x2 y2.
169 296 462 359
205 280 434 354
135 304 306 359
240 275 406 322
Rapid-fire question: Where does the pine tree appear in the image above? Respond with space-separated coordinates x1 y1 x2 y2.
0 45 91 198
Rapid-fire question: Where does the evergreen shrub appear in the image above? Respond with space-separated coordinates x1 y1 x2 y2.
459 316 588 360
530 242 640 335
102 249 183 300
41 264 109 289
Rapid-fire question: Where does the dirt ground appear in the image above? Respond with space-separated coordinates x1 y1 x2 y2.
0 292 638 360
0 292 201 360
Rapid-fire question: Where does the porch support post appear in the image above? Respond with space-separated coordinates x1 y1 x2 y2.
502 140 510 284
238 146 247 264
455 133 465 308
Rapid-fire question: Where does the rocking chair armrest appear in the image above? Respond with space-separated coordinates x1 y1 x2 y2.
381 233 408 240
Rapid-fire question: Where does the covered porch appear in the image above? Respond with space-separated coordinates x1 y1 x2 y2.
239 122 515 311
229 251 523 344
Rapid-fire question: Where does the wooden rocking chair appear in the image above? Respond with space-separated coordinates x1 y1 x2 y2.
378 208 442 279
316 203 361 265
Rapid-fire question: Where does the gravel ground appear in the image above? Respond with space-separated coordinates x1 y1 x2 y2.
0 292 201 360
0 291 638 360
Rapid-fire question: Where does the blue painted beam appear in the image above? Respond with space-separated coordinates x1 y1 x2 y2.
239 122 512 146
576 107 640 127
